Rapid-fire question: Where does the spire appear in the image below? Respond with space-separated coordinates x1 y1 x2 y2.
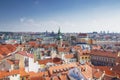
58 27 61 35
56 27 63 47
57 27 62 40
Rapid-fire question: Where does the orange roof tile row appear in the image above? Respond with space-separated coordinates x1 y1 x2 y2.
0 68 28 79
102 75 113 80
0 44 16 56
93 70 103 79
2 62 119 80
28 41 57 48
64 54 75 59
38 57 62 65
58 47 70 52
77 49 91 56
48 62 77 75
94 66 116 77
17 51 34 58
59 74 68 80
78 64 93 79
73 46 82 51
0 68 71 80
28 41 37 47
6 59 19 65
112 64 120 76
90 50 118 58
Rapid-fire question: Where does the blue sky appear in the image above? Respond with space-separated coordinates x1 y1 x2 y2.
0 0 120 32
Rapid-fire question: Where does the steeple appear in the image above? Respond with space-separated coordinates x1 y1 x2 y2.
57 27 62 40
58 27 61 35
56 27 63 47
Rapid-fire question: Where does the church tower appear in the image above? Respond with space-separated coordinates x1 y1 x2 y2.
57 28 63 47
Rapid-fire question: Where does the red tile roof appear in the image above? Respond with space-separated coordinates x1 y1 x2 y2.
0 68 29 78
94 66 116 77
48 62 77 75
90 50 118 58
7 59 19 65
78 33 87 37
19 68 29 77
29 71 47 80
93 70 103 79
73 46 82 51
0 44 16 56
78 64 93 79
64 54 75 59
17 51 34 58
38 57 62 65
58 47 70 52
52 76 60 80
59 74 68 80
102 75 113 80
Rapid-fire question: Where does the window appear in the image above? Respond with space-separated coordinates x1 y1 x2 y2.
82 57 84 59
3 64 5 67
24 58 29 67
22 77 24 80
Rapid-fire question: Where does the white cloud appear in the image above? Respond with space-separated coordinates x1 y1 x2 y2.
20 17 26 23
2 15 120 33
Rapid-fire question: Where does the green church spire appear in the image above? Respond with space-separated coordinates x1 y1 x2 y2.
58 27 61 35
57 27 62 40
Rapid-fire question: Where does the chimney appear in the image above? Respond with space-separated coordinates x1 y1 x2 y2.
97 69 99 72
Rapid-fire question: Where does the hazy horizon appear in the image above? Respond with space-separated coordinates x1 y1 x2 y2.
0 0 120 33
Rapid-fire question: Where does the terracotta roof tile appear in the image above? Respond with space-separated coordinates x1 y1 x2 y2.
102 75 113 80
6 59 19 65
64 54 75 59
52 76 60 80
0 44 16 56
93 70 103 79
79 64 93 79
0 68 29 78
59 74 68 80
17 51 34 58
90 50 118 58
73 46 82 50
94 66 116 77
28 41 41 48
19 68 29 77
38 57 62 65
58 47 70 52
49 62 77 75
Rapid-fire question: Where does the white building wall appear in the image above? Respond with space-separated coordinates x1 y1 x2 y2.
28 57 40 72
9 74 20 80
22 54 40 72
